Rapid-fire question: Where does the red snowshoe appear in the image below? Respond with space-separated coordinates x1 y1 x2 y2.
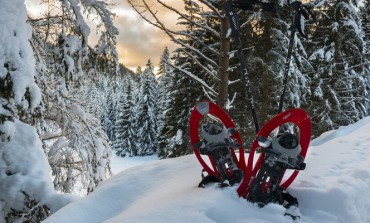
189 101 246 187
237 108 312 200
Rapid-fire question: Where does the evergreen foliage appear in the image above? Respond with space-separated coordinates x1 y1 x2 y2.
28 0 119 194
0 1 46 221
1 3 369 221
158 53 201 158
305 0 367 136
135 60 158 155
157 47 174 152
227 1 313 146
115 76 139 157
360 0 370 115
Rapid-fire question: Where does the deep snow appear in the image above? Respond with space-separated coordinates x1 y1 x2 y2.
44 117 370 223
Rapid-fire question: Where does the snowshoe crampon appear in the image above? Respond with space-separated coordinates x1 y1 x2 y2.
189 101 246 187
237 108 312 200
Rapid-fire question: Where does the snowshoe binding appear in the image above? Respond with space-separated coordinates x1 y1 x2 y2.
247 133 305 206
195 122 243 187
189 101 246 188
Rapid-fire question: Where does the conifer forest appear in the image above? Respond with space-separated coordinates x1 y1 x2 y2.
0 0 369 221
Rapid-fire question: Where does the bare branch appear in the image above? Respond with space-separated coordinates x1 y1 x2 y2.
225 92 237 110
157 0 220 37
178 31 220 57
128 0 218 60
28 15 63 23
181 49 220 81
229 78 241 85
134 0 219 68
199 0 224 18
202 86 217 102
240 13 257 29
40 131 63 141
163 59 218 96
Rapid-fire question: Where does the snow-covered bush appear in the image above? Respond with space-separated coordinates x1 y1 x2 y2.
0 1 74 221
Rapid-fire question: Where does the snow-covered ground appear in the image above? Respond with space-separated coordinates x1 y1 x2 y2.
110 154 158 175
44 117 370 223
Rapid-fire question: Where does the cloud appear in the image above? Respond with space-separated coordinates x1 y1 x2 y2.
25 0 182 71
114 10 174 68
112 0 180 69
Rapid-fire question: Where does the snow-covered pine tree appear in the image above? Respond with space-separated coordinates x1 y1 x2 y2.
114 75 138 157
225 1 312 145
157 47 174 152
136 66 143 75
0 1 72 221
307 0 367 135
135 60 158 156
106 76 119 146
156 1 208 158
360 0 370 115
112 75 125 154
128 0 238 108
157 52 201 158
363 0 370 53
28 0 118 194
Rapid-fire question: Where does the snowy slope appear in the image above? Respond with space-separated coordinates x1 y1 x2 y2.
44 117 370 223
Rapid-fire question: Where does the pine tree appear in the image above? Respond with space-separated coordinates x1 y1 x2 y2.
360 0 370 115
127 0 236 108
362 0 370 54
135 60 158 156
306 0 367 135
225 1 313 145
0 1 51 221
158 53 201 158
136 66 143 75
28 0 118 194
114 76 138 157
157 47 174 152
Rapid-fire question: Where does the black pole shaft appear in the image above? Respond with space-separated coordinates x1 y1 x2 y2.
224 1 259 133
278 24 296 114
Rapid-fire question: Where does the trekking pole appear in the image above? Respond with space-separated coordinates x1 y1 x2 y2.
223 0 260 133
278 1 313 114
278 5 297 114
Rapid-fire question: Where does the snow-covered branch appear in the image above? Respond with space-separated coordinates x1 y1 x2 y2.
163 59 218 96
181 49 220 81
128 0 220 68
157 0 220 38
199 0 223 18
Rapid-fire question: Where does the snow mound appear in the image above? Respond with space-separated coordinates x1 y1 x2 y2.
44 117 370 223
0 120 75 221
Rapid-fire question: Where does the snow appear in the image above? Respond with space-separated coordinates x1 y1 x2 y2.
110 154 158 175
0 120 75 221
174 129 183 145
0 0 41 110
44 116 370 223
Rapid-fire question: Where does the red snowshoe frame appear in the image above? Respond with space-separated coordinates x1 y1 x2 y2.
189 101 247 178
237 108 311 198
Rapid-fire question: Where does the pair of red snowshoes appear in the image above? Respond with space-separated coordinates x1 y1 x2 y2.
189 101 311 203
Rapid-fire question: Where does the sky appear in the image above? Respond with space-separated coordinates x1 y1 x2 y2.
110 0 180 71
25 0 182 72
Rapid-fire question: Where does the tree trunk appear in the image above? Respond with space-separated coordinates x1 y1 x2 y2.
217 16 231 108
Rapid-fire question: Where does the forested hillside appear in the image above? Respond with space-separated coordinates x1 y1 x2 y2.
0 0 369 222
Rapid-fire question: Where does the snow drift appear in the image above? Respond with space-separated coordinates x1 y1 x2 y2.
44 117 370 223
0 120 75 222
